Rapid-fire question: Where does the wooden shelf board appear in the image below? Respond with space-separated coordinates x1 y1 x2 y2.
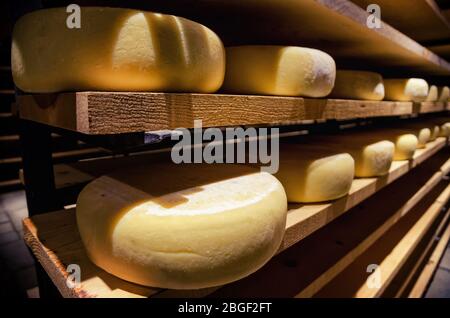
409 211 450 297
135 0 450 75
351 0 450 43
315 183 450 298
16 92 418 135
414 102 448 113
22 138 447 298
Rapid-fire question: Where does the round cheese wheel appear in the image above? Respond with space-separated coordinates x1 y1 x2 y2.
300 139 394 177
276 146 354 203
429 125 440 141
426 85 438 102
76 164 287 289
438 86 450 102
12 7 225 93
439 123 450 137
329 70 384 101
392 134 419 160
384 78 429 102
221 45 336 97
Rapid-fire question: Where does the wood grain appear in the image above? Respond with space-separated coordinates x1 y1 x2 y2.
22 138 447 298
17 92 416 135
408 211 450 298
351 0 450 43
315 183 450 298
136 0 450 75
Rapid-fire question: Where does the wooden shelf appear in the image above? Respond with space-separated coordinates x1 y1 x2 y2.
17 92 449 135
315 182 450 298
134 0 450 76
22 138 448 298
408 214 450 297
351 0 450 43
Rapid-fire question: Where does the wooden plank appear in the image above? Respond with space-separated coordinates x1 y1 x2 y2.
137 0 450 75
315 183 450 298
351 0 450 43
23 211 160 298
413 102 447 114
409 213 450 297
389 209 450 297
22 139 448 298
17 93 414 135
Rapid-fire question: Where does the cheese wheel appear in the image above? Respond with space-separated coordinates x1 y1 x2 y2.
438 86 450 102
222 45 336 97
12 8 225 93
429 125 440 141
298 138 394 177
384 78 429 102
276 146 354 202
439 123 450 137
397 127 430 148
392 134 419 159
76 164 287 289
329 70 384 101
426 85 438 102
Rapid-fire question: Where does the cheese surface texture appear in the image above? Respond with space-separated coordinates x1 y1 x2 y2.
12 7 225 93
76 164 287 289
384 78 429 102
222 45 336 97
300 138 394 177
438 86 450 102
276 146 354 202
426 85 438 102
329 70 384 101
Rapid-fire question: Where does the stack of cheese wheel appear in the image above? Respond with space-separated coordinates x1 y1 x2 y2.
325 128 419 161
385 126 431 149
291 136 395 177
12 7 225 93
384 78 429 102
398 121 440 142
328 70 385 101
221 45 336 97
275 145 355 203
76 163 288 289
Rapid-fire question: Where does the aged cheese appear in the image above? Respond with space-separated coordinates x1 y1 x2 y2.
76 164 288 289
384 78 429 102
222 45 336 97
438 86 450 102
12 7 225 93
276 146 354 203
299 138 394 177
439 123 450 137
426 85 438 102
329 70 384 101
394 127 431 149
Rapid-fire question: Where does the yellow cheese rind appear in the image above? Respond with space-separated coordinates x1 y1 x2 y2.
12 8 225 93
384 78 429 102
439 123 450 137
426 85 438 102
392 134 419 160
438 86 450 102
329 70 384 101
76 164 287 289
276 148 354 203
222 45 336 97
